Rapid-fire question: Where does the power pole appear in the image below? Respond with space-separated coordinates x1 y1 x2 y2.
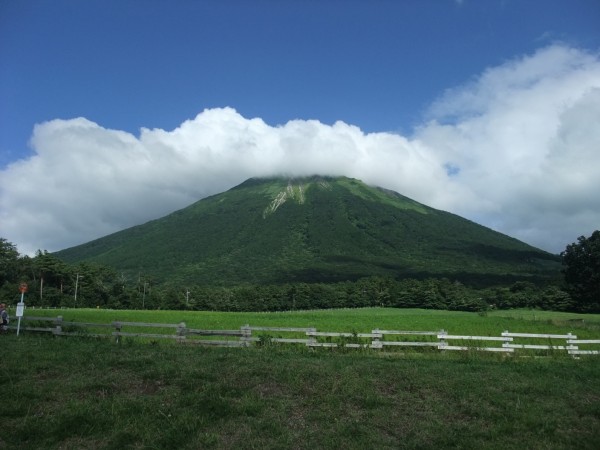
74 273 84 305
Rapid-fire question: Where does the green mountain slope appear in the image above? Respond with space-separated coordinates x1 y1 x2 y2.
54 176 560 286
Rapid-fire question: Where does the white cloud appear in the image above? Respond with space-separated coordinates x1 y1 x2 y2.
415 45 600 251
0 109 451 255
1 44 599 255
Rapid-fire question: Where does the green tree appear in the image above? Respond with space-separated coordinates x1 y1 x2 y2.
561 230 600 312
0 238 20 286
0 238 23 303
33 251 72 306
539 286 573 311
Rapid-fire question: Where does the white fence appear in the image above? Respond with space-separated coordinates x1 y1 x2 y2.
8 315 600 357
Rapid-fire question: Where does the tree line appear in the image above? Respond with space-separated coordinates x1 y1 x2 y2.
1 233 598 313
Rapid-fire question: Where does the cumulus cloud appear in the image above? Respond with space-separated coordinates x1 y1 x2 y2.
0 109 453 254
415 44 600 251
1 44 599 255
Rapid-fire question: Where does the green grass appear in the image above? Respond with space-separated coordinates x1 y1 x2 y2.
19 307 600 354
23 307 600 338
1 331 599 449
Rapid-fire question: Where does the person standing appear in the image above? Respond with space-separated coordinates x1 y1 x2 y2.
0 303 8 333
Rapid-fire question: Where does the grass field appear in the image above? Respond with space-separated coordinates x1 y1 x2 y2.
2 308 599 449
21 306 600 338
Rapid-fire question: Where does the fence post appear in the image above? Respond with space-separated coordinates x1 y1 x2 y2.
567 332 578 356
438 329 447 350
372 328 382 350
501 330 509 351
53 316 63 337
241 324 251 347
306 328 317 348
114 321 122 343
177 322 187 342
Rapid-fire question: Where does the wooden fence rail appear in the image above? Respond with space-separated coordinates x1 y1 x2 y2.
7 315 600 357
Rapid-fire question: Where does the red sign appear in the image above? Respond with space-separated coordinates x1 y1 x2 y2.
19 282 28 293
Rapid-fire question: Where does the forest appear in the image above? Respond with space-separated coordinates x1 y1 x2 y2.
2 236 596 313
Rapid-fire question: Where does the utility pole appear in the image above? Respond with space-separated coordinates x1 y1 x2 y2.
74 273 84 305
143 282 147 309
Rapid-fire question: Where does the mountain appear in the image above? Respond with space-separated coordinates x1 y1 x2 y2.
54 176 560 286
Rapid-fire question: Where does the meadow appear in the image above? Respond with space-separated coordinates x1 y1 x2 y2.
2 308 599 449
21 306 600 339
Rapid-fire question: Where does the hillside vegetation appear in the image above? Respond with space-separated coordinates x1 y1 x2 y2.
55 176 560 287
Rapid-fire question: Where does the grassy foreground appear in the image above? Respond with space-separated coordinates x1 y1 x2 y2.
1 333 600 449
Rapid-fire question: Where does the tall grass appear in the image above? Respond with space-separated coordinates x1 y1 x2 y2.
22 307 600 338
1 333 599 449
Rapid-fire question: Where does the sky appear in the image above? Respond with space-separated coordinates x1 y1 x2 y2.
1 0 599 256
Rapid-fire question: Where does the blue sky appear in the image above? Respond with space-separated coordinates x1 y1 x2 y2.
1 0 600 255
